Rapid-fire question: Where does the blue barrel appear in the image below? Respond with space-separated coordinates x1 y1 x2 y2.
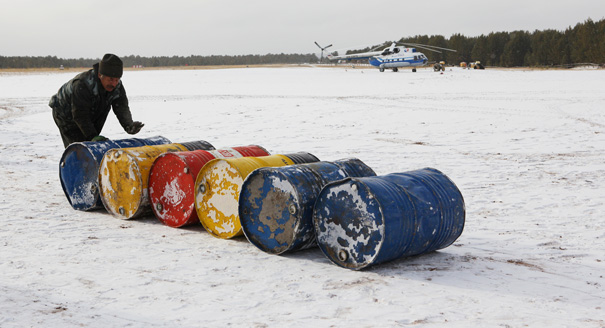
59 136 171 211
239 158 376 254
313 168 465 270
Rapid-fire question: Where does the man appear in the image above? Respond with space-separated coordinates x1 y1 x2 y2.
49 53 144 148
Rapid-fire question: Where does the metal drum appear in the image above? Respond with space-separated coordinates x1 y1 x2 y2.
99 140 215 219
149 146 270 228
59 136 171 211
313 168 465 270
195 152 319 239
239 158 376 255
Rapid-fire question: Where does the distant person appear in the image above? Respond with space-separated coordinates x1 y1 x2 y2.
49 53 144 148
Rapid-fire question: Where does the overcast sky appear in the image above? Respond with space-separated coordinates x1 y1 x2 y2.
2 0 604 59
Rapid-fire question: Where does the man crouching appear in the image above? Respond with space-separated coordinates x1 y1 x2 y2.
49 53 144 148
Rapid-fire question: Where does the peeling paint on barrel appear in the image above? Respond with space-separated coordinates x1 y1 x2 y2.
59 136 171 211
149 154 195 226
313 168 465 270
199 159 245 236
239 158 376 254
148 146 270 228
243 171 299 250
314 181 386 268
99 141 214 219
195 153 318 239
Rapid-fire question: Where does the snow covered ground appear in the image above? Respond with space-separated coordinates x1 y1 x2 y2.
1 65 604 327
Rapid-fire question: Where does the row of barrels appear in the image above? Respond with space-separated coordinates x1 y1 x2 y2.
59 136 465 270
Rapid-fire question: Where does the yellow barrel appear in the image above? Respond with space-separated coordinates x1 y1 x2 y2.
195 154 295 239
99 143 194 219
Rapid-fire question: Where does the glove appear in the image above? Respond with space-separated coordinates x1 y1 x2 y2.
126 121 144 135
91 135 108 142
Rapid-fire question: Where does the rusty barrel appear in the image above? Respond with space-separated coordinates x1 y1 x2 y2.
149 146 270 228
99 140 215 219
239 158 376 254
59 136 171 211
195 152 319 239
313 168 465 270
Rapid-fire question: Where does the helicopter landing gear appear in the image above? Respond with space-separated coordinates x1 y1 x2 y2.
412 68 417 72
379 67 385 72
392 68 398 72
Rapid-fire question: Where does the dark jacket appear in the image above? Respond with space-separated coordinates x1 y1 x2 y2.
49 63 133 141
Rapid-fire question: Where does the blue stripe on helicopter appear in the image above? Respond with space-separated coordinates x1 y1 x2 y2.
369 57 426 67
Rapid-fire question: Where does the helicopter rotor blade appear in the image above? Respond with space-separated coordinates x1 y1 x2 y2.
369 41 390 52
314 42 334 52
409 44 442 53
402 43 457 53
314 41 322 50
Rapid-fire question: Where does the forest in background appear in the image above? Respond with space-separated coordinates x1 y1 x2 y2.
0 54 317 70
346 18 604 67
1 18 603 69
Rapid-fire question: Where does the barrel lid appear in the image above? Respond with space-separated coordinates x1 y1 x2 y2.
98 149 144 219
149 153 197 227
313 178 385 270
59 143 100 210
240 168 301 254
195 159 245 238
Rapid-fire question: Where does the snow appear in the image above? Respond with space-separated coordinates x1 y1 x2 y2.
1 66 604 327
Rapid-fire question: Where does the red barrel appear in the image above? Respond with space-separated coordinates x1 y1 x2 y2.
149 146 270 227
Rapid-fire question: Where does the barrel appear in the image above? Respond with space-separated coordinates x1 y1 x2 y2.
195 152 319 239
149 145 270 228
99 140 215 219
313 168 465 270
239 158 376 254
59 136 171 211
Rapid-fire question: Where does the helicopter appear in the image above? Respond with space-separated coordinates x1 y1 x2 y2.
326 42 456 72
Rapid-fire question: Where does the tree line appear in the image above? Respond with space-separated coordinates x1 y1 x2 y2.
345 18 604 67
0 53 318 69
1 18 603 69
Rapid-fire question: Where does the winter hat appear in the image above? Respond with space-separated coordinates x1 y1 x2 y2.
99 54 123 78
